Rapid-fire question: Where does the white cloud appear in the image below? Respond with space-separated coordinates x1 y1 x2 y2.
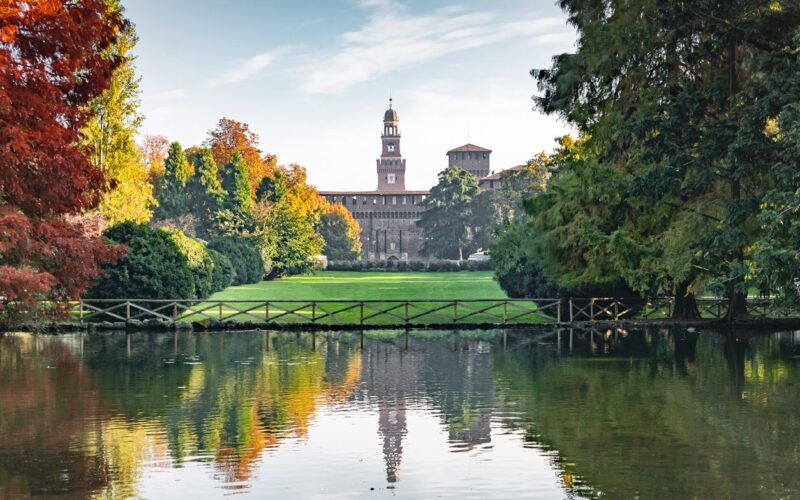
206 48 288 88
300 2 570 94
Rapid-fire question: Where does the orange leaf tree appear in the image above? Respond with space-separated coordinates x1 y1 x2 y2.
0 0 125 324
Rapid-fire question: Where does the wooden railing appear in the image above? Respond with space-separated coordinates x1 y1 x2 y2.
70 296 800 327
73 299 558 326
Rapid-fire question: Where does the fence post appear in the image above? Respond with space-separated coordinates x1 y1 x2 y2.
312 302 316 323
79 300 84 323
265 302 269 322
614 300 619 320
569 299 573 322
172 302 177 320
126 301 131 321
503 301 508 323
219 302 223 320
405 301 409 324
557 300 561 324
453 301 458 322
590 299 595 322
360 302 364 326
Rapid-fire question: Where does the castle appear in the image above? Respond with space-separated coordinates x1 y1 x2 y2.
319 100 495 261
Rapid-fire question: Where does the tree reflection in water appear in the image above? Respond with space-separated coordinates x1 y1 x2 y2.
0 328 798 498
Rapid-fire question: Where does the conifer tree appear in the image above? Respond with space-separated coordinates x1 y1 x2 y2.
222 152 252 212
187 148 224 235
155 142 191 218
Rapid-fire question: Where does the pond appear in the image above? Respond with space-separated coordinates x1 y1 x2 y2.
1 328 798 498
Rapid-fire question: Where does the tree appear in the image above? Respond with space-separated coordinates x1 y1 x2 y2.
86 222 195 300
155 142 192 219
317 203 362 261
208 236 265 285
204 117 274 194
80 0 155 224
417 167 480 260
140 134 169 179
266 203 324 277
221 152 252 212
186 148 224 238
0 0 124 323
256 169 288 203
472 153 550 250
533 0 800 317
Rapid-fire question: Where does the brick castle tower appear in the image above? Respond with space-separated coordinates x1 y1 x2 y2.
376 99 406 190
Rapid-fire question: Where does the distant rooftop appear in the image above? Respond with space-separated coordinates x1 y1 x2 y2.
447 143 492 154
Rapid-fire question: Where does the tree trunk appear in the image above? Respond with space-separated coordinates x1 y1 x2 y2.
671 281 700 319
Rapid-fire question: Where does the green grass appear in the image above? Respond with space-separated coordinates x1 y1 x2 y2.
210 271 507 301
178 271 548 326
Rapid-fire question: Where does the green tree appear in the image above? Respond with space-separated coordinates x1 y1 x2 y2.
208 236 265 285
155 142 192 219
186 147 224 237
256 169 288 203
222 152 252 212
267 203 324 277
532 0 800 317
417 166 480 260
80 0 155 224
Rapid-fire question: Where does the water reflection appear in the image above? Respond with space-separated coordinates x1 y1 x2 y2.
0 328 798 498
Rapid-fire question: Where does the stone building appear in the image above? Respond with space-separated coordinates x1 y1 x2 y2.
319 101 499 261
320 100 429 261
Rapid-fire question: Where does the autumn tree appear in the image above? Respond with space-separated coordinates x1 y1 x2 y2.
317 203 362 261
80 0 155 224
140 134 169 179
204 118 274 194
0 0 124 323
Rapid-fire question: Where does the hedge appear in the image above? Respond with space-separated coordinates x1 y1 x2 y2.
326 259 492 272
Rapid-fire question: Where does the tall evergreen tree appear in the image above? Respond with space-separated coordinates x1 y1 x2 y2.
155 142 191 219
187 147 224 237
417 166 480 260
222 152 252 211
80 0 155 224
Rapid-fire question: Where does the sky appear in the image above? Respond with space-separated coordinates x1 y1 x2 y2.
126 0 576 191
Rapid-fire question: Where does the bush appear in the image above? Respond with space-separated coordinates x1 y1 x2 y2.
87 222 195 299
208 235 264 285
208 249 234 292
325 260 487 272
166 229 215 299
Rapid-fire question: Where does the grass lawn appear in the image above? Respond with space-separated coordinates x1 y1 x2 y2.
184 271 544 326
210 271 508 301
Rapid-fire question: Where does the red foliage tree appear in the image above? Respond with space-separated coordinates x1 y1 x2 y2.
0 0 126 324
204 117 276 194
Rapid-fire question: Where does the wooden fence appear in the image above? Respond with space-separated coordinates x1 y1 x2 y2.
71 296 799 327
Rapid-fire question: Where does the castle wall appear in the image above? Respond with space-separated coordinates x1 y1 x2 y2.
320 192 428 261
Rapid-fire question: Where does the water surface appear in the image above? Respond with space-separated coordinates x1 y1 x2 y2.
1 328 798 498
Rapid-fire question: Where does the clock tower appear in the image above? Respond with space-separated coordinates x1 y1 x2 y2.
376 99 406 191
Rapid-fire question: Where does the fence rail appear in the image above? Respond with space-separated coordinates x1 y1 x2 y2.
69 296 800 327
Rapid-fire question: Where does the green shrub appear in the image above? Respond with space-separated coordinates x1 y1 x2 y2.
165 229 215 299
87 222 195 299
208 235 264 285
208 249 234 292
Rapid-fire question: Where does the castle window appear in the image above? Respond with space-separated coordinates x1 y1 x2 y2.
388 143 394 152
390 242 396 250
402 196 407 205
392 196 397 205
388 173 396 184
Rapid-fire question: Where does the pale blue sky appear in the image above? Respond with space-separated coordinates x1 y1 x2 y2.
127 0 575 190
